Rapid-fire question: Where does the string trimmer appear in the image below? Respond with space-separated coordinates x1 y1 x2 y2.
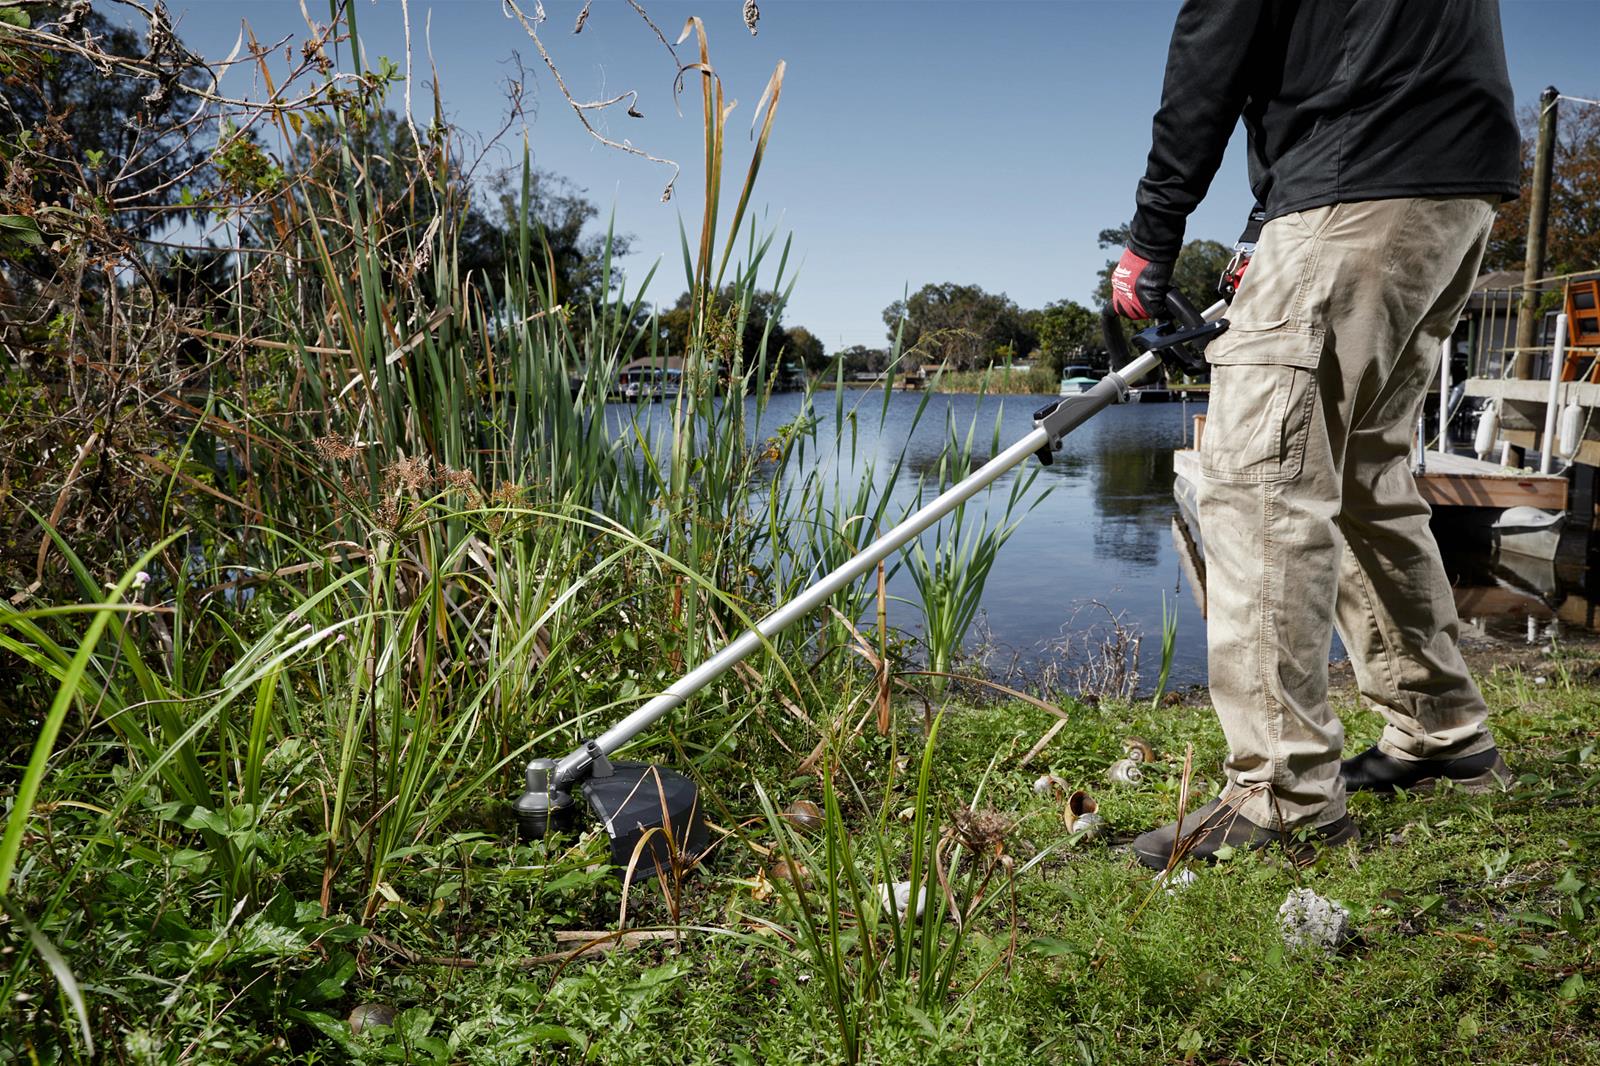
514 289 1228 872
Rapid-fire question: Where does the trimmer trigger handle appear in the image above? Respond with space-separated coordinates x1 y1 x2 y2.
1031 399 1062 465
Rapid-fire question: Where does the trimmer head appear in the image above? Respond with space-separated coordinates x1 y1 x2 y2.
515 747 709 875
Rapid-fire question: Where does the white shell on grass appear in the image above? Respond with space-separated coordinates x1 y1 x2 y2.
1069 811 1105 838
1063 790 1104 839
877 880 928 920
348 1003 398 1034
1153 867 1198 895
1032 773 1068 797
1106 759 1144 785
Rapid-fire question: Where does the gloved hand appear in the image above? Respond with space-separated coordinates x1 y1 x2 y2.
1110 247 1173 320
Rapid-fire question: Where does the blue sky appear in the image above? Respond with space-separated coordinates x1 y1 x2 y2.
165 1 1600 352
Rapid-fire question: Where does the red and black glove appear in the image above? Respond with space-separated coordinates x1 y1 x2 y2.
1110 247 1173 321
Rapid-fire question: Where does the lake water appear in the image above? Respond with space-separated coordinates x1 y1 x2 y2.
790 389 1211 688
614 388 1599 692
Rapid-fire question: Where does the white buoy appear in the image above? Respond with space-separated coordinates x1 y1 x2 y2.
1474 406 1500 460
1557 403 1584 460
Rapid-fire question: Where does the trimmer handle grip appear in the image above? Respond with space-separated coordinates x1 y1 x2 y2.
1101 289 1224 376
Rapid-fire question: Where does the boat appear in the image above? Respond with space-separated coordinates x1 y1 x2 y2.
1492 506 1565 560
618 366 684 403
1058 364 1103 395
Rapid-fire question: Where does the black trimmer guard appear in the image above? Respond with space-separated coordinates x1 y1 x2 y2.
582 761 710 874
516 752 708 876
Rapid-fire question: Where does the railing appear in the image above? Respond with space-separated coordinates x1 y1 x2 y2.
1469 267 1600 383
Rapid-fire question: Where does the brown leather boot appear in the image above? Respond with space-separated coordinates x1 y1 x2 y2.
1131 797 1359 870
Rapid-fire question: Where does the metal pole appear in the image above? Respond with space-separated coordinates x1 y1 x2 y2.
1540 313 1569 474
1515 87 1560 379
1438 335 1452 455
553 352 1167 785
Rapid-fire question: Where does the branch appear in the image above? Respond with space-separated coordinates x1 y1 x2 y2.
500 0 680 202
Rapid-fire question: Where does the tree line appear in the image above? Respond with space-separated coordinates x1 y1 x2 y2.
839 234 1232 378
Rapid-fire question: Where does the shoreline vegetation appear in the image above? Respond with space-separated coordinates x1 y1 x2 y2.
810 365 1060 395
1 5 1594 1063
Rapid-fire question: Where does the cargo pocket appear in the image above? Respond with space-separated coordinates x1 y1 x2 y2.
1200 320 1323 484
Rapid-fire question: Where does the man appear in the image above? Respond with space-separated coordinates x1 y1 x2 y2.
1111 0 1521 869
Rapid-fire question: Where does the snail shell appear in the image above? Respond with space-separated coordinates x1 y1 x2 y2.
1070 811 1105 838
1122 736 1155 763
1063 789 1103 837
348 1003 398 1034
767 858 812 885
878 880 928 919
1032 773 1068 798
781 799 824 833
1106 758 1144 786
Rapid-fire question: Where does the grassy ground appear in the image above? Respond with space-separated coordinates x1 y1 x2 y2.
119 642 1585 1066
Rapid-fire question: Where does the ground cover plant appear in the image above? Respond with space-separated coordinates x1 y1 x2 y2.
2 4 1598 1064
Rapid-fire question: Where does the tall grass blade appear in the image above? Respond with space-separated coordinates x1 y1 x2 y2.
4 898 94 1056
0 535 177 896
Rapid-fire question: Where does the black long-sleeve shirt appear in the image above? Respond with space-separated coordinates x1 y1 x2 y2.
1129 0 1521 261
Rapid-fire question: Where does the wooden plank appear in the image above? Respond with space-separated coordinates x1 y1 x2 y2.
1416 452 1567 509
1174 447 1201 484
1498 426 1600 468
1464 375 1600 405
1416 470 1565 509
1557 594 1600 629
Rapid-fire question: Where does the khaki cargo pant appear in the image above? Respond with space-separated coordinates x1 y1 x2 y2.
1197 195 1500 829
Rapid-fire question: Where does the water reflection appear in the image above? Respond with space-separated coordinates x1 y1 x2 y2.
1446 547 1600 644
758 389 1214 684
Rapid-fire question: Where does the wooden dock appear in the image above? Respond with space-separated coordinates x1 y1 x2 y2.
1169 457 1588 627
1172 448 1565 510
1170 503 1596 629
1463 376 1600 467
1408 450 1568 509
1179 413 1567 511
